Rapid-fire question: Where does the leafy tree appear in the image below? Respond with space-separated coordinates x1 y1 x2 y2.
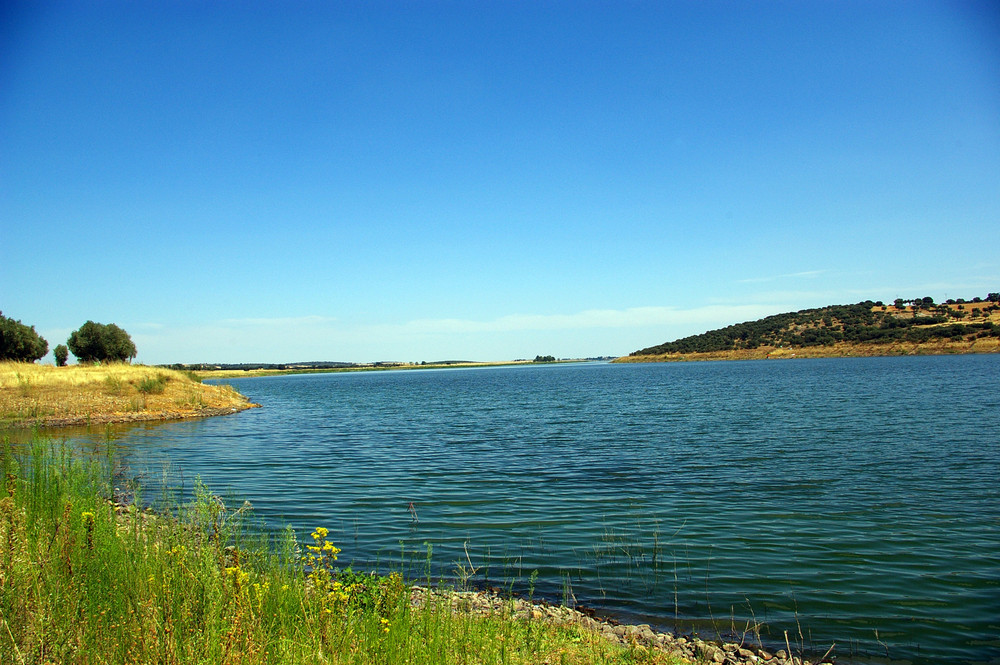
0 311 49 362
53 344 69 367
533 355 556 363
988 293 999 303
67 321 137 363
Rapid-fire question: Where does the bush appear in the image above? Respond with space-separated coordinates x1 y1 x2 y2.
53 344 69 367
0 311 49 362
135 374 169 394
67 321 137 363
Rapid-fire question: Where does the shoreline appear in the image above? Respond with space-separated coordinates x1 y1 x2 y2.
0 362 260 430
412 585 834 665
614 338 1000 363
6 402 260 430
191 358 594 379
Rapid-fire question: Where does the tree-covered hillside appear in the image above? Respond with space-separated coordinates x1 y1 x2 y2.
631 296 1000 357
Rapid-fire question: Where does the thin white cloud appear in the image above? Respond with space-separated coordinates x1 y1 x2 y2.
392 304 782 336
737 270 827 284
127 303 801 364
219 315 338 327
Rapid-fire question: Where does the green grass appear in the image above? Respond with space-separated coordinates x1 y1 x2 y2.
135 373 170 395
0 435 687 665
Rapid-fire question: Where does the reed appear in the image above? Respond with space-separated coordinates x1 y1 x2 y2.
0 435 685 664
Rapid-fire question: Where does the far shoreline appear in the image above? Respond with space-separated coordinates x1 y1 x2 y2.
614 338 1000 364
190 358 600 380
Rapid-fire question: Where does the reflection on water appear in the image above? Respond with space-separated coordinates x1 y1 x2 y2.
27 356 1000 665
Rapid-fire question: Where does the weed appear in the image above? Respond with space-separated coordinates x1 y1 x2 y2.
135 374 169 394
0 436 687 665
15 373 31 397
103 374 124 395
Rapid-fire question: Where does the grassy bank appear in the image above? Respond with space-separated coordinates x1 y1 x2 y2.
0 436 685 664
615 337 1000 363
0 362 258 428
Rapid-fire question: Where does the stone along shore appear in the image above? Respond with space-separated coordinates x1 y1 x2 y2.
410 586 834 665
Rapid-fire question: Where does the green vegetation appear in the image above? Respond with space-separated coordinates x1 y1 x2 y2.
534 355 557 363
0 436 683 665
68 321 137 364
0 312 49 363
630 296 1000 357
53 344 69 367
135 373 170 394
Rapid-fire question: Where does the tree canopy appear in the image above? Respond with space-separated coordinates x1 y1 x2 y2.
53 344 69 367
67 321 137 363
0 312 49 362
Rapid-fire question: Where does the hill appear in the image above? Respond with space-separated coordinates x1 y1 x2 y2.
621 295 1000 361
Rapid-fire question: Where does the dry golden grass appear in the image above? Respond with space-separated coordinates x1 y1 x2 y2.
880 303 1000 323
0 362 259 428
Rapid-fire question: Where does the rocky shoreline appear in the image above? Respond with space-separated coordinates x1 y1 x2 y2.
8 403 260 429
410 585 834 665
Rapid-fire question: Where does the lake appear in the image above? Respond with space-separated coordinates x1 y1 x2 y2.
59 355 1000 664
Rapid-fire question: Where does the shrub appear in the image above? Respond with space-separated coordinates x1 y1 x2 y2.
135 374 169 394
67 321 137 363
0 311 49 362
53 344 69 367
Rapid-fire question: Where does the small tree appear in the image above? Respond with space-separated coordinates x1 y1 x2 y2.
67 321 137 363
0 311 49 362
54 344 69 366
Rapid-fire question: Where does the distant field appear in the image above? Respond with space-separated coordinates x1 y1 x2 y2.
0 362 257 428
192 359 544 379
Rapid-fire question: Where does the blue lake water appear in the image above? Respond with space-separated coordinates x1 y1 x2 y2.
59 356 1000 664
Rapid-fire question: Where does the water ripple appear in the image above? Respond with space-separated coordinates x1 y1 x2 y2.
68 356 1000 665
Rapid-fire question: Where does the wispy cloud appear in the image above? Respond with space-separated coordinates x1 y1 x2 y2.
219 315 338 327
737 270 827 284
393 305 782 336
128 303 798 364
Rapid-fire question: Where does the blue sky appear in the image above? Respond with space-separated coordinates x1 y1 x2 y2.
2 1 998 364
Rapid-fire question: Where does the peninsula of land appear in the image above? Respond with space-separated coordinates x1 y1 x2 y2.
0 362 259 429
617 297 1000 363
